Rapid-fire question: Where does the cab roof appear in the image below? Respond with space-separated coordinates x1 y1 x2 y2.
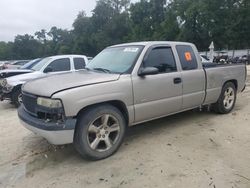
47 54 87 59
110 41 194 48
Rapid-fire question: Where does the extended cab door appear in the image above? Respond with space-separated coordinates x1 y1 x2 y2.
73 57 86 70
175 45 206 109
132 46 183 123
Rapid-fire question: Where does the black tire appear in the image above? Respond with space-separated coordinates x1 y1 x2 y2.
212 82 236 114
74 104 126 160
12 89 22 108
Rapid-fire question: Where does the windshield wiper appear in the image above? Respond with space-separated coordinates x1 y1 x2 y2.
92 68 111 73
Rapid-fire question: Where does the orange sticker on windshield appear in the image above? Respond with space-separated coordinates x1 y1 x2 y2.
185 52 192 61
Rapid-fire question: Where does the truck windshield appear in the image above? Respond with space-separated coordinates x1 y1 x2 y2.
20 58 42 70
31 57 51 71
87 45 143 74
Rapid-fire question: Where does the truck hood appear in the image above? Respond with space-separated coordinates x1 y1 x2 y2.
23 70 120 97
0 69 33 78
6 71 44 86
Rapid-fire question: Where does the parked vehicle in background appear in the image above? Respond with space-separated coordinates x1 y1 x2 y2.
228 56 239 64
0 58 42 97
1 60 30 70
0 55 88 107
239 55 250 64
18 41 247 160
0 58 42 81
200 55 211 63
0 61 7 70
213 55 229 64
87 57 93 61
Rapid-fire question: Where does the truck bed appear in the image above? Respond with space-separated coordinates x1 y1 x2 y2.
203 63 246 105
202 62 245 68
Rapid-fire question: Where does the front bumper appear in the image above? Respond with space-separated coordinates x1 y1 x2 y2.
0 91 11 101
0 85 13 101
18 105 76 145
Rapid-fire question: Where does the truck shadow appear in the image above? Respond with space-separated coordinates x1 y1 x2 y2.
24 109 215 165
0 101 16 110
0 108 239 186
124 109 215 144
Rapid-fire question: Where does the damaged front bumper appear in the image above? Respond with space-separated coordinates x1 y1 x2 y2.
0 90 11 101
18 105 76 145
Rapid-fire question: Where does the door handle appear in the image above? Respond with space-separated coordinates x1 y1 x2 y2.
173 77 182 84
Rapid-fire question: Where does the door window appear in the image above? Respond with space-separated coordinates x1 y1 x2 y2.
47 58 70 72
176 45 198 70
143 47 177 73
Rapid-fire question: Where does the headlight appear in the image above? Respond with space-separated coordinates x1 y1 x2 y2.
1 79 7 87
2 79 13 93
37 97 62 108
4 84 13 92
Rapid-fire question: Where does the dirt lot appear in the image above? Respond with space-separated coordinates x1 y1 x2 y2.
0 68 250 188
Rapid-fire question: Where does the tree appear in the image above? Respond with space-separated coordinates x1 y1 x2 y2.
12 34 42 59
1 0 250 60
153 8 180 41
129 0 154 41
35 29 47 43
72 0 131 55
47 27 73 54
0 42 14 60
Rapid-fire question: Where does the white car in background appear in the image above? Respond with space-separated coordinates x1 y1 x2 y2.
0 61 7 70
0 54 88 106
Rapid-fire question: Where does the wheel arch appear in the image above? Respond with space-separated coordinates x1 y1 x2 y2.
75 100 129 126
223 79 238 91
12 84 23 93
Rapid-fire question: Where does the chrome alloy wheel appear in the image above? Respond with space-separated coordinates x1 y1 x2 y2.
87 114 120 152
223 87 235 110
18 93 22 104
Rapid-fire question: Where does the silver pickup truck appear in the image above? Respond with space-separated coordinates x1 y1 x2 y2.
18 41 247 160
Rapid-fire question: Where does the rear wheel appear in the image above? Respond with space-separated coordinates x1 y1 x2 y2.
12 89 22 107
74 104 126 160
212 82 236 114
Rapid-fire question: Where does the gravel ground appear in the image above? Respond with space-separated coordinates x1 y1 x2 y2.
0 67 250 188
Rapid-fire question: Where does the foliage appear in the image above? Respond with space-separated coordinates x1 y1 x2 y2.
0 0 249 60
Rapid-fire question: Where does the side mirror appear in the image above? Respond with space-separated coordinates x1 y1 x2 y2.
138 67 159 77
44 66 53 73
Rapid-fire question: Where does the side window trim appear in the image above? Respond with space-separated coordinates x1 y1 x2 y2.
139 45 177 74
142 44 171 64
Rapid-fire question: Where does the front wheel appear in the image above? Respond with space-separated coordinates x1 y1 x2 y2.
212 82 236 114
74 104 126 160
12 89 22 107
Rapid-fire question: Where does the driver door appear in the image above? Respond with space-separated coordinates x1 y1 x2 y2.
132 46 183 123
44 58 71 74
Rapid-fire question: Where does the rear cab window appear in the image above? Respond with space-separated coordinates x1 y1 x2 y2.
176 45 198 70
73 58 86 70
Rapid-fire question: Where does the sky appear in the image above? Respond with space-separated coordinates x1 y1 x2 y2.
0 0 97 42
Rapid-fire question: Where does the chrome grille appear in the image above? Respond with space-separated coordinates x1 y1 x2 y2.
22 92 37 116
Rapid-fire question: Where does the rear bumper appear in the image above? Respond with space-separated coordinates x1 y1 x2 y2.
18 105 76 145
